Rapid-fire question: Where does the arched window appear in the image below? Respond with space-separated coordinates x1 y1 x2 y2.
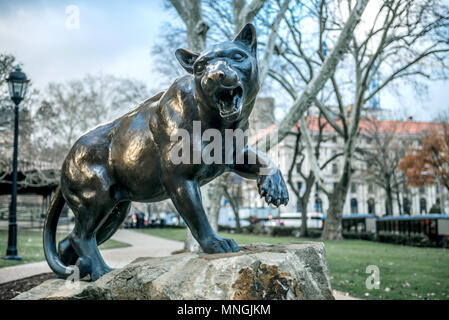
403 198 411 215
350 198 358 214
367 198 375 214
420 198 427 214
332 163 338 175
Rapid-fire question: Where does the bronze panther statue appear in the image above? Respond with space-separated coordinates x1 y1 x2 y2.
44 24 289 281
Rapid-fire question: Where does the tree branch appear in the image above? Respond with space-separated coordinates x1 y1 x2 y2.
263 0 369 150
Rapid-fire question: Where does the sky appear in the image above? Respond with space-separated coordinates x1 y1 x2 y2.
0 0 172 89
0 0 448 121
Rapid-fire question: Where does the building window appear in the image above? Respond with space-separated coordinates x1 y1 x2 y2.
403 198 411 215
332 163 338 175
296 163 301 173
332 136 337 143
367 198 375 214
420 198 427 214
419 186 425 194
350 198 358 214
351 183 357 193
368 183 374 193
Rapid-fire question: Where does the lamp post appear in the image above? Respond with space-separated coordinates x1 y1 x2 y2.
3 66 29 260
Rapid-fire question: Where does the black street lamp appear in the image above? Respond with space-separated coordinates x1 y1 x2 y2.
3 66 29 260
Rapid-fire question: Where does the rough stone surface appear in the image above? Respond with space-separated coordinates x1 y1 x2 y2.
14 242 334 300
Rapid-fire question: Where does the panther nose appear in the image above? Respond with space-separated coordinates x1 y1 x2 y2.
208 69 238 87
208 71 225 82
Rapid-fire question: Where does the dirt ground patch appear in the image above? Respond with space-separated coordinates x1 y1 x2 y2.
0 272 56 300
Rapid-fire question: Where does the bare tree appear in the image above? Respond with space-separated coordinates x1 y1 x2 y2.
266 0 448 239
318 0 449 239
355 118 412 215
169 0 210 52
286 115 342 236
34 74 150 165
262 0 369 150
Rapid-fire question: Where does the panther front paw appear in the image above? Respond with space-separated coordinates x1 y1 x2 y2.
200 235 240 253
257 169 289 207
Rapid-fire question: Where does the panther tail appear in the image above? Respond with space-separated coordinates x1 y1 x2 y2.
43 185 70 277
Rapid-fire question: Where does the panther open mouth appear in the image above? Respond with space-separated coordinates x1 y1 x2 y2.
215 85 243 118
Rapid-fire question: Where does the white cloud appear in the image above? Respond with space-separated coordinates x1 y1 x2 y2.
0 0 447 121
0 0 171 91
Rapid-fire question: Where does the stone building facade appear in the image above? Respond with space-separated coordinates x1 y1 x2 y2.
238 99 448 217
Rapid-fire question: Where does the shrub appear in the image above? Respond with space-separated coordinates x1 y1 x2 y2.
269 226 298 237
441 237 449 248
429 204 442 214
343 231 377 241
306 229 322 238
377 232 432 247
243 224 255 234
218 225 234 233
409 233 431 247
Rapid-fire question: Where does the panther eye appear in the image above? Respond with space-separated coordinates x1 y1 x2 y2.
195 62 205 75
232 53 245 61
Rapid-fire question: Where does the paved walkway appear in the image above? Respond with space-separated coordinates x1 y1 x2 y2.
0 229 183 284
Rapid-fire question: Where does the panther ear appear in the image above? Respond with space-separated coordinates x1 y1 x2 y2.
175 48 200 74
233 23 257 55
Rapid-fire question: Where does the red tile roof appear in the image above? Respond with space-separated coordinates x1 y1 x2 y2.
250 117 441 144
297 117 438 135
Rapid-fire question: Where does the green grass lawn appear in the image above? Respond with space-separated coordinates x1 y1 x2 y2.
138 228 449 300
0 230 131 269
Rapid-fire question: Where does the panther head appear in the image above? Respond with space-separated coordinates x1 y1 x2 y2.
175 24 260 123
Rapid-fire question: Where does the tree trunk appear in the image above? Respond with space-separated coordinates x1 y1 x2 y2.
385 182 394 216
300 200 308 237
321 159 352 240
322 185 346 240
234 209 241 233
395 189 402 216
229 198 241 233
300 176 314 237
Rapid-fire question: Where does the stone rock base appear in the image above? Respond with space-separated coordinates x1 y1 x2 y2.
14 242 334 300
